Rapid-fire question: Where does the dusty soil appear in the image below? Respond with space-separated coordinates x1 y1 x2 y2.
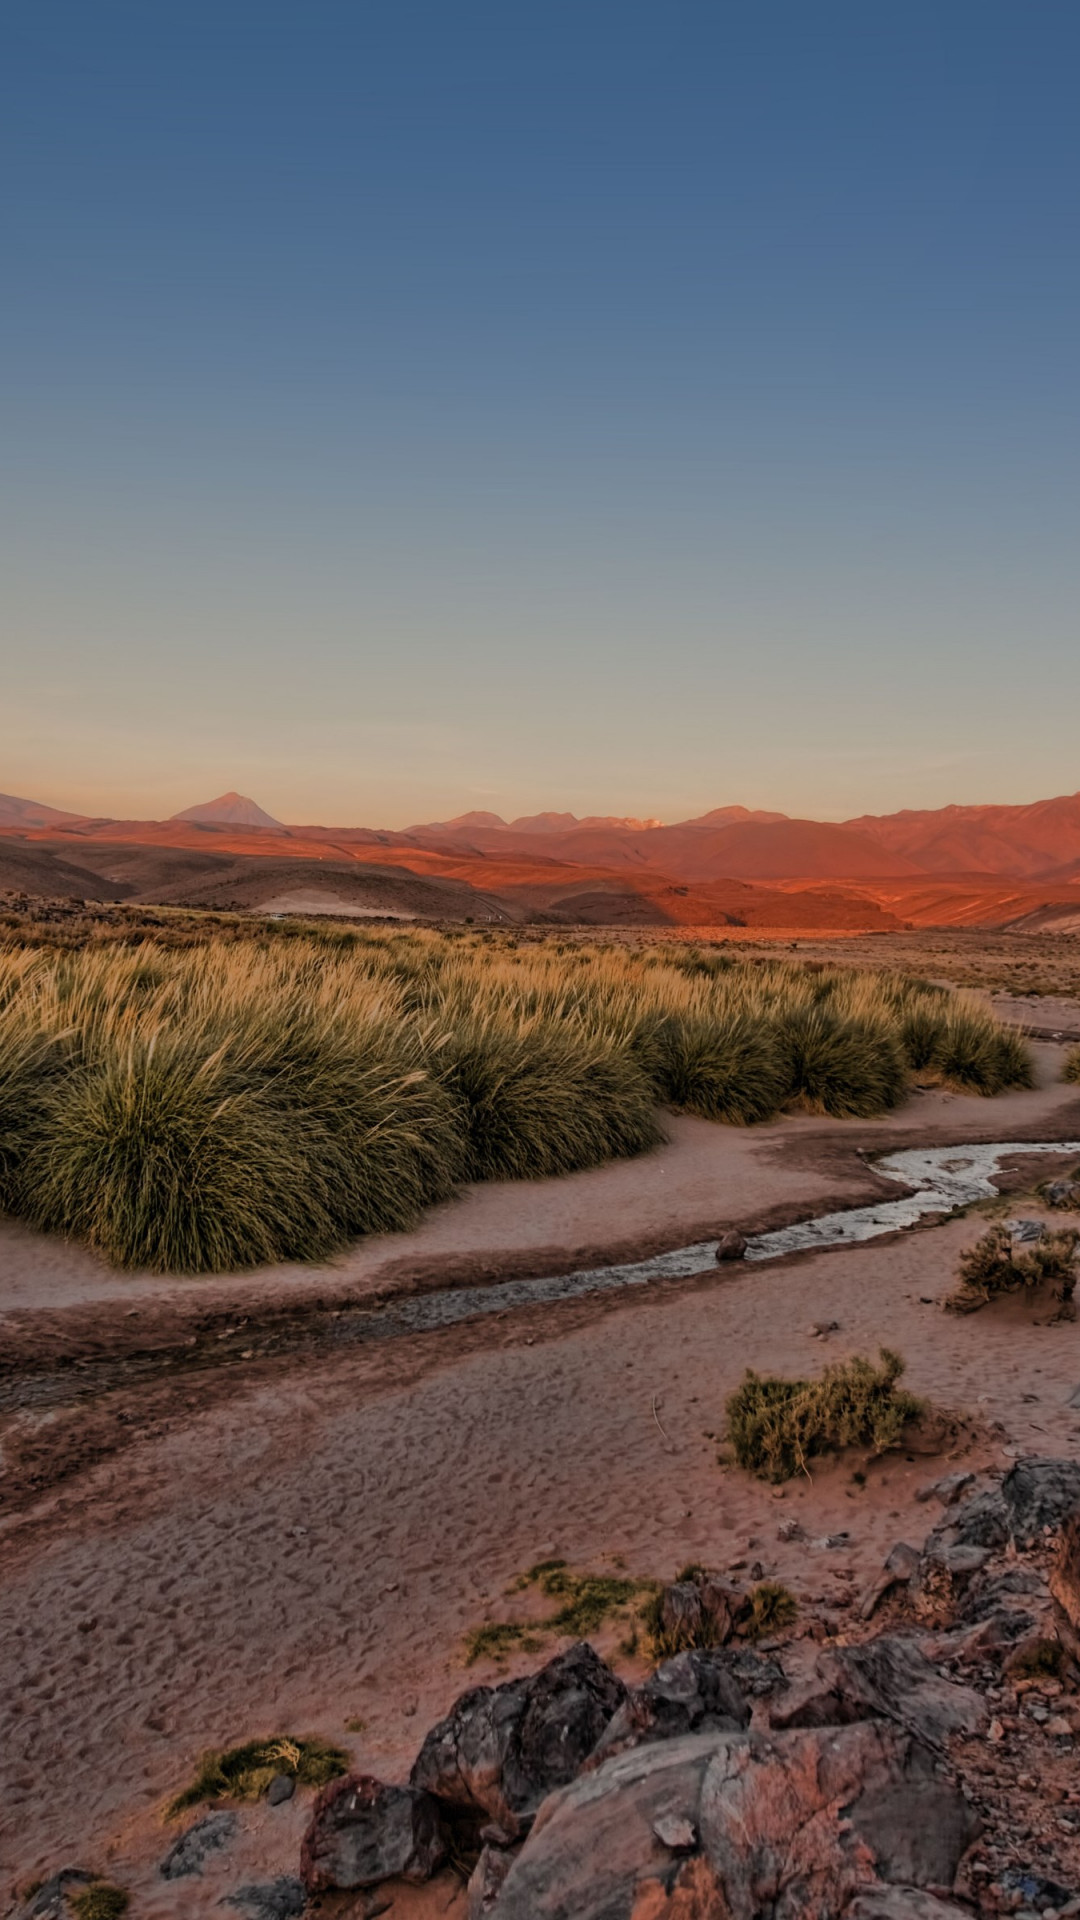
3 1040 1080 1914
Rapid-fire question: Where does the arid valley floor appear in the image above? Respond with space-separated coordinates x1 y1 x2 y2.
2 912 1080 1918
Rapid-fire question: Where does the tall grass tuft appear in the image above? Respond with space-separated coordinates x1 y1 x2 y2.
1065 1045 1080 1085
0 935 1034 1272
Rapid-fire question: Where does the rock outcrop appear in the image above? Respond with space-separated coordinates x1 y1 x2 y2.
488 1721 977 1919
409 1641 627 1838
300 1774 445 1891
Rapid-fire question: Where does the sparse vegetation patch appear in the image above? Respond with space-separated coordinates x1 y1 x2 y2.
69 1888 129 1920
167 1734 348 1815
945 1224 1079 1315
726 1349 924 1483
465 1561 658 1665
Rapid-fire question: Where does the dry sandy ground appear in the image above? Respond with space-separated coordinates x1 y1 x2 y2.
2 1052 1080 1915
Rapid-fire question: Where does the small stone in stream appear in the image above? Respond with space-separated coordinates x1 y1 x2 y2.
652 1814 697 1851
221 1878 308 1918
17 1870 95 1918
715 1231 747 1262
266 1773 295 1805
160 1812 238 1879
300 1776 445 1891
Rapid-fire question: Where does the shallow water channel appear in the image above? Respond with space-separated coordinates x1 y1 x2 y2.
6 1142 1080 1424
373 1138 1080 1339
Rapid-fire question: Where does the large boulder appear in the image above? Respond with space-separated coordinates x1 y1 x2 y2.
410 1642 626 1837
300 1774 445 1892
490 1723 978 1920
770 1636 986 1745
590 1648 751 1764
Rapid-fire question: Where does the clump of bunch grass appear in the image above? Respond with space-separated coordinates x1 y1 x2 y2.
726 1349 924 1483
70 1889 129 1920
167 1734 348 1816
1065 1046 1080 1085
464 1560 657 1665
945 1224 1079 1315
0 936 1032 1271
463 1621 544 1665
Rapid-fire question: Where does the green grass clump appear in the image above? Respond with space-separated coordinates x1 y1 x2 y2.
463 1621 544 1665
1065 1046 1080 1084
0 936 1032 1272
772 1002 907 1117
167 1734 348 1815
726 1349 924 1483
438 1013 662 1181
526 1563 650 1636
946 1224 1079 1314
70 1889 129 1920
464 1561 656 1665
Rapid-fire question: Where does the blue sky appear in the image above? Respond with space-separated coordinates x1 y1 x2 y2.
3 1 1078 825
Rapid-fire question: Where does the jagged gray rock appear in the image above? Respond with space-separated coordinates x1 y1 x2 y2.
409 1641 626 1836
16 1871 95 1919
221 1878 308 1918
769 1636 986 1745
160 1812 238 1880
300 1776 445 1891
589 1647 752 1764
1002 1456 1080 1546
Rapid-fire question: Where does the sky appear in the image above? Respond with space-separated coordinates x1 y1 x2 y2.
2 1 1079 828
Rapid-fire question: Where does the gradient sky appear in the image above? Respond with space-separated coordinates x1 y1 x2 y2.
3 2 1079 827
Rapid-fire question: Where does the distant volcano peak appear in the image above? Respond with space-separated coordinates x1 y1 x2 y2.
171 791 283 830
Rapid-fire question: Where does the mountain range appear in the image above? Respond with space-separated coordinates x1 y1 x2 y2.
2 786 1080 931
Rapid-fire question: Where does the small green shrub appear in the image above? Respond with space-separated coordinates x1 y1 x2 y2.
70 1889 129 1920
168 1734 348 1815
726 1349 924 1483
946 1224 1079 1314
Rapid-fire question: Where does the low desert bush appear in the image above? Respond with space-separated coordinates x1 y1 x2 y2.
168 1735 348 1815
726 1349 924 1483
945 1224 1079 1315
1065 1046 1080 1084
